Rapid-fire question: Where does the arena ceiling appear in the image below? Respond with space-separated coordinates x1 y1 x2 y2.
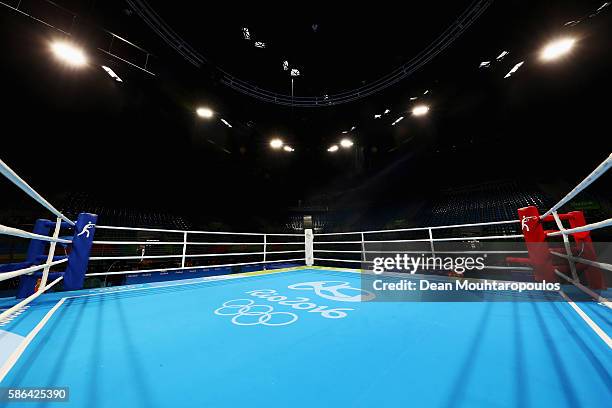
0 0 610 227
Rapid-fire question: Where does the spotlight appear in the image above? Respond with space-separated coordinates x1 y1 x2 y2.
270 138 283 149
340 139 354 148
196 107 214 119
50 41 87 66
541 38 576 61
412 105 430 116
102 66 122 82
327 145 339 152
391 116 404 126
283 145 295 152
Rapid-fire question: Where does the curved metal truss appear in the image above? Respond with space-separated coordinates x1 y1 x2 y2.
127 0 493 107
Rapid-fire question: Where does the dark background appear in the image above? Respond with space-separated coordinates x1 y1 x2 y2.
0 0 610 231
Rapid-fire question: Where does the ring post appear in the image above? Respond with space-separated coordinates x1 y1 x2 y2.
16 219 52 298
64 213 97 290
567 211 606 289
518 206 556 283
305 229 314 266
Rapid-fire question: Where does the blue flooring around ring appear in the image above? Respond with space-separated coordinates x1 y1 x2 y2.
1 268 611 407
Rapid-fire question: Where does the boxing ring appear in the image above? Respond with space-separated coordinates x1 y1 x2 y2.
0 155 611 407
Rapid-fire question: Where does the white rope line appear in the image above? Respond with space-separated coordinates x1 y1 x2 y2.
314 219 520 236
95 224 301 236
0 258 68 282
93 241 185 245
0 224 72 244
552 211 578 281
39 218 62 290
555 269 612 309
187 250 304 258
0 276 63 322
85 258 305 276
90 249 306 261
92 240 303 246
315 234 523 244
546 218 612 237
558 290 612 348
542 153 612 219
314 249 528 254
90 254 183 260
314 250 363 253
485 265 532 271
312 257 530 270
0 158 75 226
314 258 369 263
550 251 612 273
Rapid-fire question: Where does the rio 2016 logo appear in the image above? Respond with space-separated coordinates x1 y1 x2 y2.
214 281 375 327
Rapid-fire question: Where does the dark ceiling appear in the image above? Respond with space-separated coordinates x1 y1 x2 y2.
0 0 610 229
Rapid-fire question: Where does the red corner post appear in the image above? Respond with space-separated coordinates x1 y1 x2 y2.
518 206 557 282
567 211 606 289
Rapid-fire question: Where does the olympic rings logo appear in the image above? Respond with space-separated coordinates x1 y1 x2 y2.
287 281 376 302
214 299 298 326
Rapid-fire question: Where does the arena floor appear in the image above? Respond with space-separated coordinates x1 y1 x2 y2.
1 267 610 407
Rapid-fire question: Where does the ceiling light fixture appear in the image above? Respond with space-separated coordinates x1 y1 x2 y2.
340 139 354 148
51 41 87 66
327 145 339 152
496 50 509 61
540 38 576 61
102 65 123 82
270 138 283 149
504 61 524 78
220 118 232 128
412 105 430 116
196 107 214 118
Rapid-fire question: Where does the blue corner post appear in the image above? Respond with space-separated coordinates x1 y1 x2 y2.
16 219 52 298
63 213 98 291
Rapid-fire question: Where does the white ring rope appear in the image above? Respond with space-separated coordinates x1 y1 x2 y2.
550 251 612 273
85 258 305 277
0 158 75 225
91 240 303 246
0 258 68 283
547 218 612 237
555 269 612 309
541 153 612 219
0 224 72 244
314 219 520 236
0 276 64 322
314 235 524 244
312 257 532 271
95 224 301 236
314 249 528 254
90 249 305 261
